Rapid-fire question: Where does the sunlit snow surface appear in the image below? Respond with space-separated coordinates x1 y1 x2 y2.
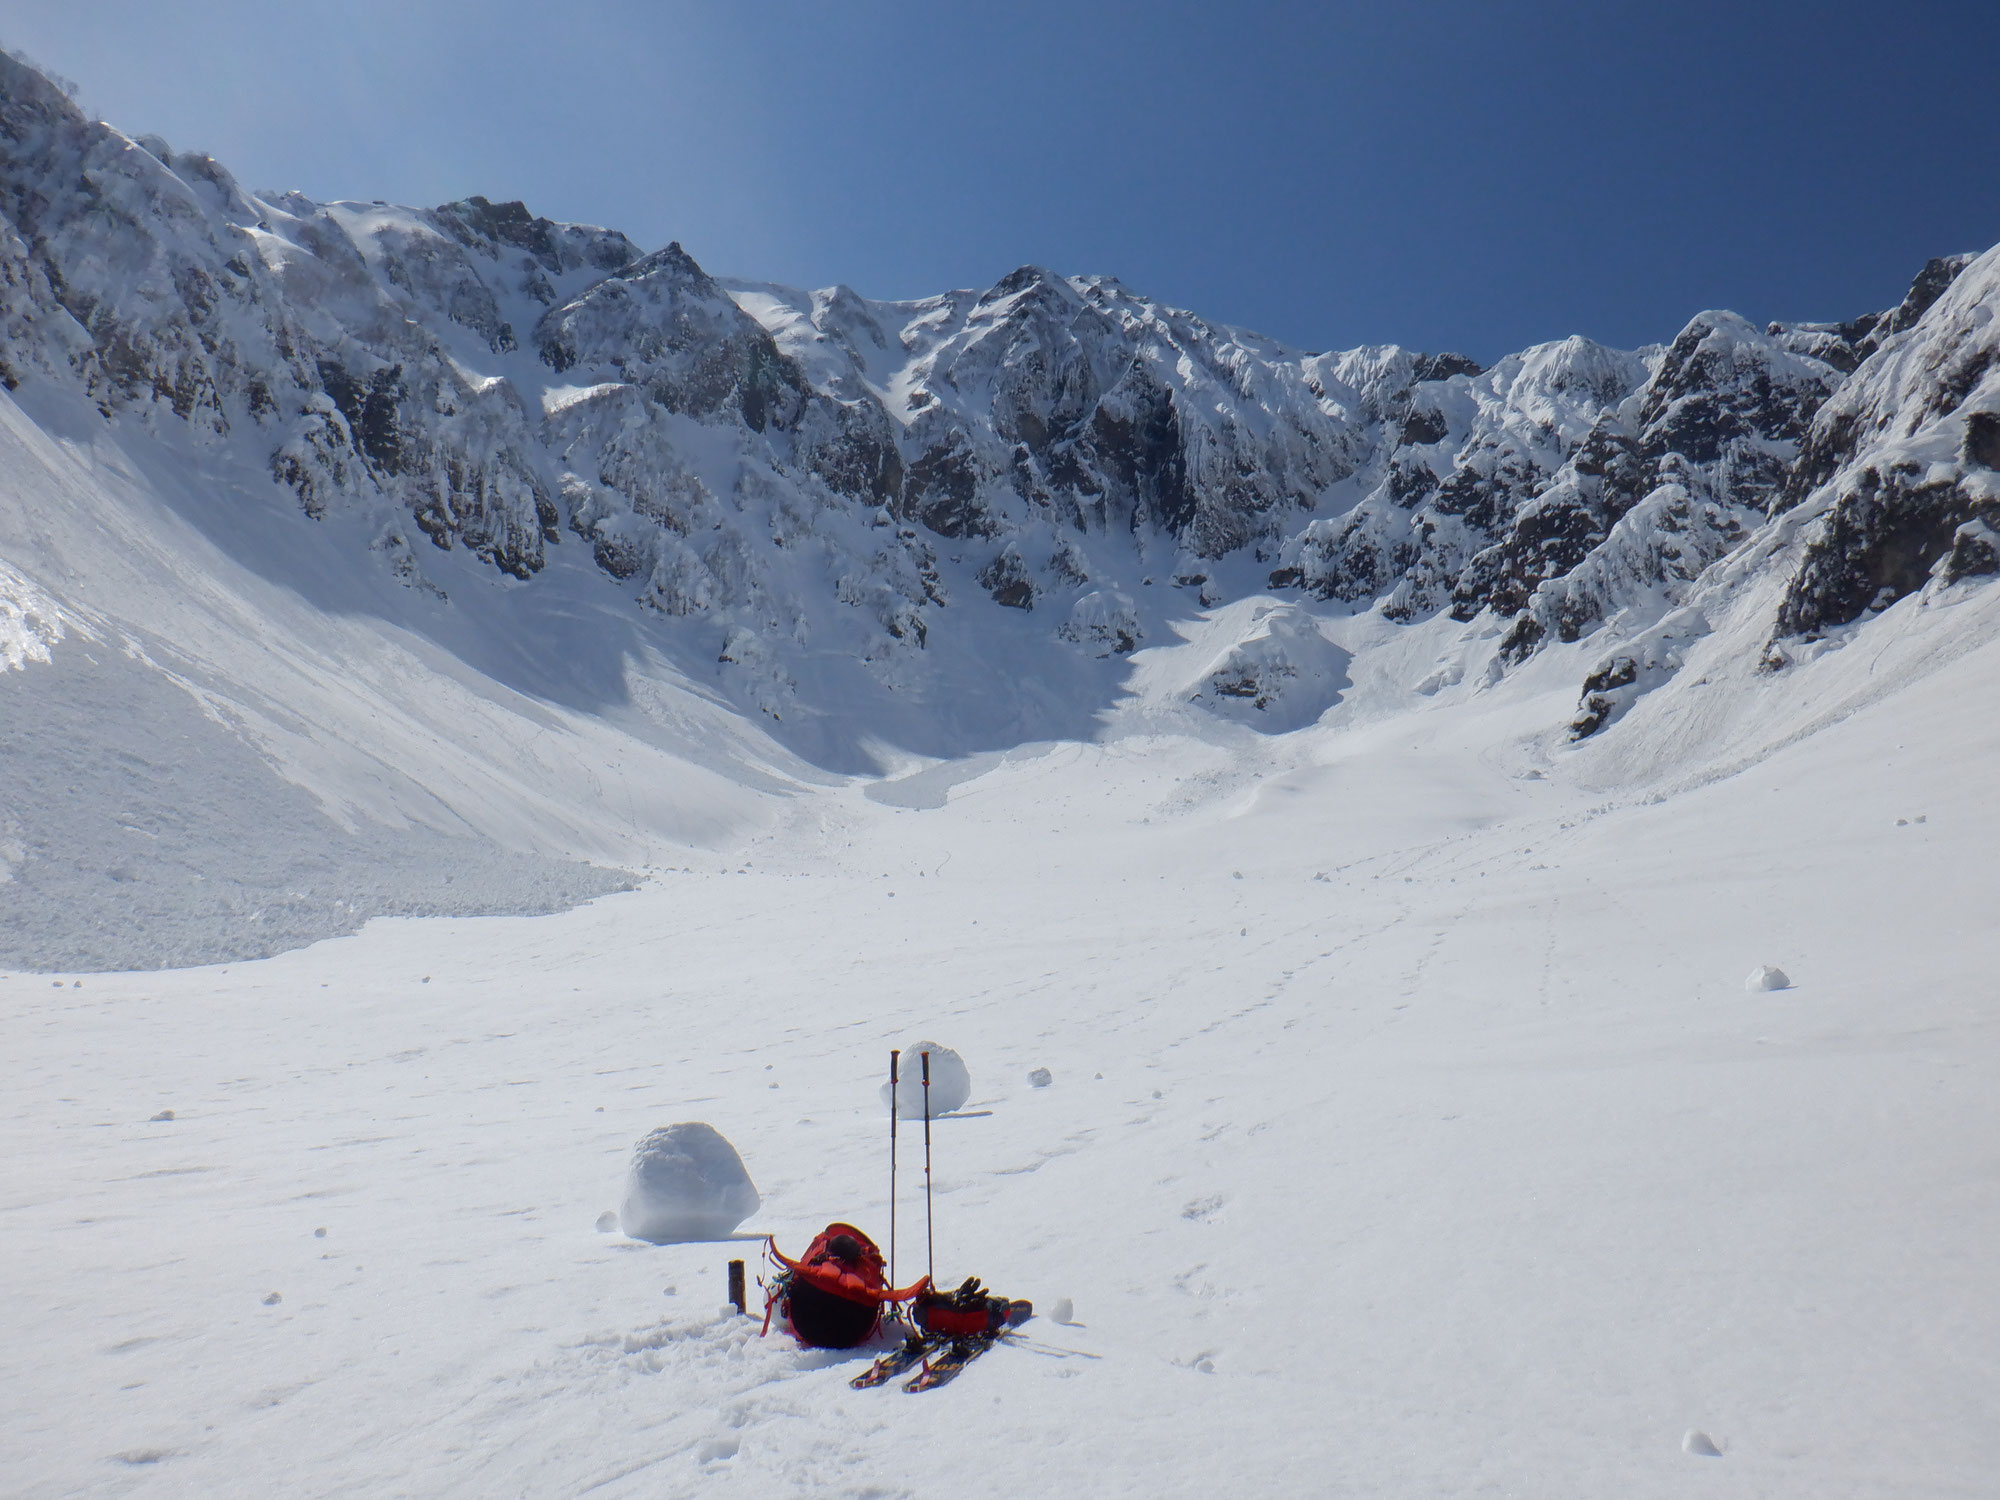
7 587 2000 1495
5 372 2000 1495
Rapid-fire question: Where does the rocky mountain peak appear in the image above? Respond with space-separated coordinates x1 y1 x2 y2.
0 47 1994 758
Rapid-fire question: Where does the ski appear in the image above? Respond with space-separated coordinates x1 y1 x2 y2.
853 1298 1031 1391
903 1335 996 1392
902 1302 1029 1392
850 1333 937 1389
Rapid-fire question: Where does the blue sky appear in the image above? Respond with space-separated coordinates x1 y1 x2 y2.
5 0 1997 361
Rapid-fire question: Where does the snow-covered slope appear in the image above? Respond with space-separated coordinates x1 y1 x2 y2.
5 47 1995 780
0 373 828 969
4 42 2000 971
0 41 1995 970
8 574 2000 1498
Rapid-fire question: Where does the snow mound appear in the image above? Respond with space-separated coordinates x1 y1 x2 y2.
1745 965 1792 992
618 1123 761 1243
1185 603 1350 732
881 1041 972 1116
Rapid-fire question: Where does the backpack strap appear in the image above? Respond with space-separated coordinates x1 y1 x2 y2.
759 1237 792 1336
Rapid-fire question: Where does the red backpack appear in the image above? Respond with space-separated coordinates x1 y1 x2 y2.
763 1223 928 1348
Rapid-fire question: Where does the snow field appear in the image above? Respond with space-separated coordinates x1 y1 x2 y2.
0 636 634 971
4 56 1999 1494
6 622 1999 1498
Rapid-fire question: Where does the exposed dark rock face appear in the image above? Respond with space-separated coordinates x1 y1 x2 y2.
903 434 991 537
1941 518 2000 583
1570 654 1639 739
1871 254 1975 344
1771 252 2000 641
431 195 638 282
1638 311 1833 476
1775 465 1997 636
1412 351 1484 383
1459 420 1641 628
977 544 1037 610
1966 410 2000 472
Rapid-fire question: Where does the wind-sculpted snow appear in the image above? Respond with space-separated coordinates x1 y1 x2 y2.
0 48 1997 757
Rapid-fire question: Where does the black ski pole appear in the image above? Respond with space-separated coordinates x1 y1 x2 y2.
888 1049 900 1290
921 1049 935 1285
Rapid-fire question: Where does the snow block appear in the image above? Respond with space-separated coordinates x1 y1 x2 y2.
881 1041 972 1116
618 1123 760 1244
1745 965 1792 992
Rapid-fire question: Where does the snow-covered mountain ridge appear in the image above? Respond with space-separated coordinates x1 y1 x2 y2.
4 49 1997 758
13 55 2000 1499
